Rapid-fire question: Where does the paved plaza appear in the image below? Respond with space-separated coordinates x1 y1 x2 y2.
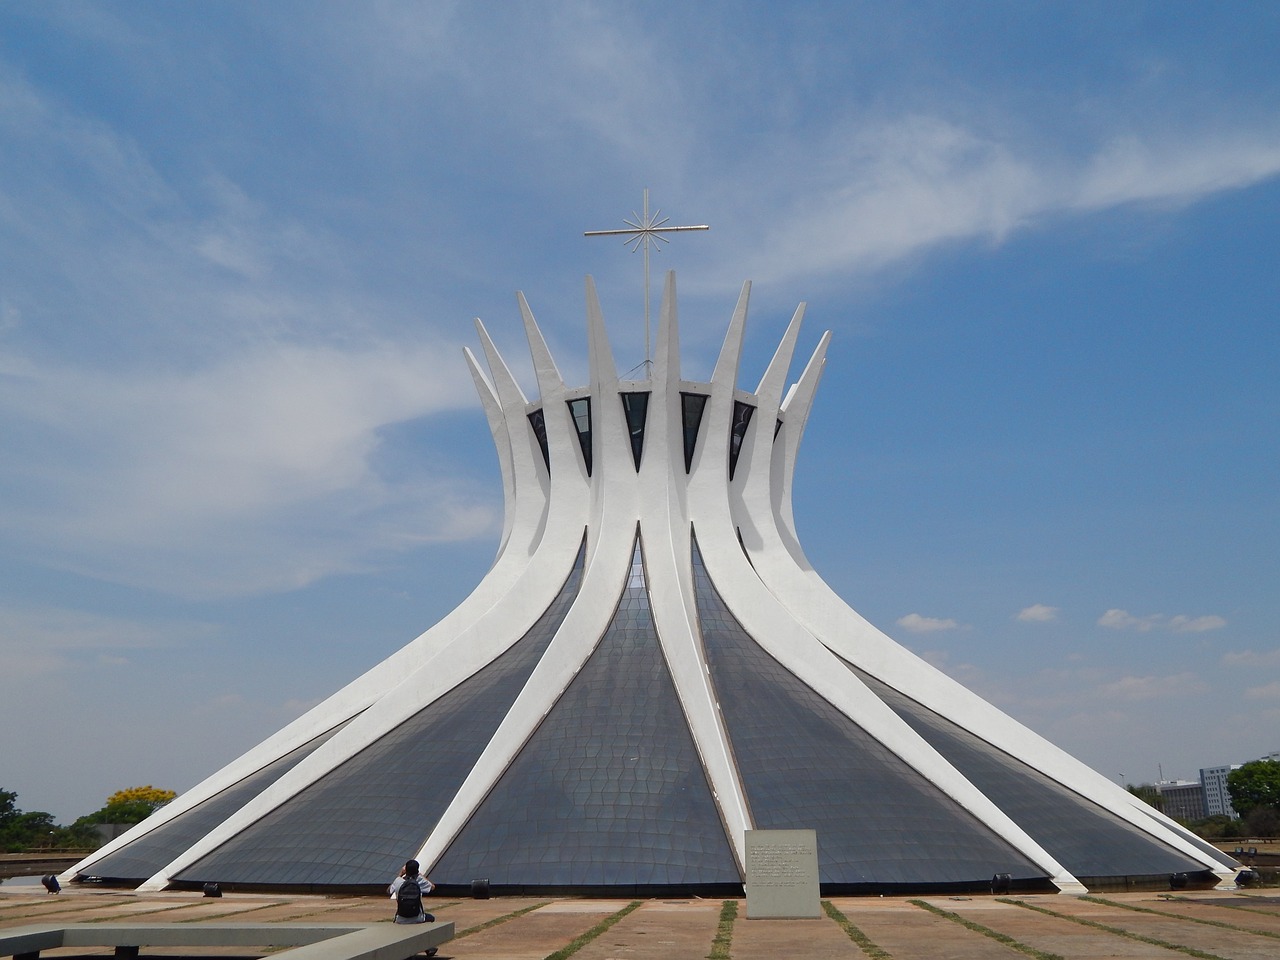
3 881 1279 960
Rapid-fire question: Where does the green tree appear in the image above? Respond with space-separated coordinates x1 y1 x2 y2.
0 787 59 852
1227 759 1280 818
1188 814 1248 840
1127 783 1163 812
49 822 103 850
1245 806 1280 837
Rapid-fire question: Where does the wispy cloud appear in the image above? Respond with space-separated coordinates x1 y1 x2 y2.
719 116 1280 289
220 8 1280 303
0 341 491 597
1097 672 1208 702
897 613 959 633
1098 609 1227 633
282 3 692 198
1167 615 1229 633
0 66 499 599
1222 649 1280 669
1244 681 1280 701
0 605 186 650
0 604 214 679
1016 604 1059 623
1098 609 1161 632
1075 134 1280 211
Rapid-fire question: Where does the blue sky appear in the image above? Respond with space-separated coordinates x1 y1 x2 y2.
1 2 1277 822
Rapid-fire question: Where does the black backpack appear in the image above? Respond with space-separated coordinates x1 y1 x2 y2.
395 878 423 919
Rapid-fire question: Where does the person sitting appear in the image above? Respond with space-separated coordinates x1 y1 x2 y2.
388 859 435 925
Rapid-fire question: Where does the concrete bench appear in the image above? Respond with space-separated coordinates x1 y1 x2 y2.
0 922 453 960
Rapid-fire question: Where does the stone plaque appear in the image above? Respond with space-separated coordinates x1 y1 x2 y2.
744 828 820 919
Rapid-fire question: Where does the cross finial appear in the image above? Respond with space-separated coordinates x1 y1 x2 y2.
585 189 709 372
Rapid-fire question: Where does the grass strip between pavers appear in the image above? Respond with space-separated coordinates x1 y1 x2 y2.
1219 894 1280 916
279 898 465 922
454 899 551 938
822 900 893 959
83 901 209 922
707 899 737 960
1081 894 1280 940
999 897 1232 960
0 897 137 922
542 900 642 960
909 899 1065 960
289 899 460 920
177 900 292 922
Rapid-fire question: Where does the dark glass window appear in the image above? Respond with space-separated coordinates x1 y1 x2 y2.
846 666 1209 879
619 392 650 471
679 393 708 473
433 537 738 887
728 402 755 480
527 408 550 473
691 534 1044 886
174 541 588 886
567 397 592 476
82 723 349 882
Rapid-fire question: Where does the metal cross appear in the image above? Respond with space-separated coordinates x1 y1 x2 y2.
585 188 709 371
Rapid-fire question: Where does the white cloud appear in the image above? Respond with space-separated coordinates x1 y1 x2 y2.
286 3 690 194
1016 604 1059 623
1167 614 1228 633
1075 134 1280 211
0 605 192 651
0 339 492 597
1244 681 1280 701
1222 649 1280 669
1097 672 1208 703
1098 609 1227 633
896 613 959 633
717 115 1280 290
731 117 1040 284
0 604 214 680
0 62 509 602
1098 609 1163 631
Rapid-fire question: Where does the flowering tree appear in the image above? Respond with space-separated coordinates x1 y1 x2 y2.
104 786 178 809
76 785 177 826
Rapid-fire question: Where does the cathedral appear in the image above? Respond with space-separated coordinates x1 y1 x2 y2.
67 274 1238 894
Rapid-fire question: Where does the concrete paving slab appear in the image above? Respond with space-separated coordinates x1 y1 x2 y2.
90 900 296 924
534 903 619 914
927 896 1172 959
443 900 612 960
731 910 857 960
569 899 720 960
828 897 1028 960
429 897 551 937
5 887 1280 959
1003 895 1280 960
0 898 143 926
1113 894 1280 935
218 901 381 925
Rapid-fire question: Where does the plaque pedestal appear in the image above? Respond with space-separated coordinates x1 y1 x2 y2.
744 829 820 919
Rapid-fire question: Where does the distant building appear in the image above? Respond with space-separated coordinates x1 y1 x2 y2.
1156 780 1206 821
1200 765 1242 818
